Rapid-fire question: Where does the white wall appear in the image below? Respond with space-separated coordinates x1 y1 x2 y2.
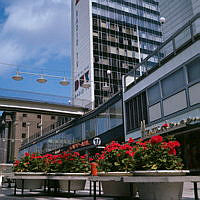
71 0 94 108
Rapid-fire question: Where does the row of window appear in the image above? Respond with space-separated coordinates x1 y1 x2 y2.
22 122 42 128
92 6 160 32
125 91 148 131
22 114 55 120
93 31 137 46
93 43 139 58
93 18 137 35
92 0 159 19
148 56 200 106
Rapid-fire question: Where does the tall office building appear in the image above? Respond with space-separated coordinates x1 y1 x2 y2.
72 0 162 108
160 0 200 41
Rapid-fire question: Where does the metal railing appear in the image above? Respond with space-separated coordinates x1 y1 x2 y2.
124 12 200 90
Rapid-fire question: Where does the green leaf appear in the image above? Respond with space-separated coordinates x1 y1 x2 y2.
151 164 158 170
114 162 120 166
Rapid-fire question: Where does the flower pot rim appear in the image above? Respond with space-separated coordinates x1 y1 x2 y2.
14 172 46 175
132 170 189 176
98 171 133 176
47 172 90 176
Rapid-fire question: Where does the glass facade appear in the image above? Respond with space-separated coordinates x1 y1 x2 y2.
92 0 161 107
19 98 123 157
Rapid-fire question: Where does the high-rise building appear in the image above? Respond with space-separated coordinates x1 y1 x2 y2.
160 0 200 41
72 0 162 108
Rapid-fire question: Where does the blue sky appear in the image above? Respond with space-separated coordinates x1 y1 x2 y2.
0 0 72 104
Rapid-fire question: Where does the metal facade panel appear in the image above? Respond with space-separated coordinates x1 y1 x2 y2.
163 90 187 116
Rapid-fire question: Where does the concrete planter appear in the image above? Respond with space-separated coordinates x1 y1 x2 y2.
102 181 137 197
16 179 44 189
14 172 45 189
99 172 137 197
59 179 86 191
135 170 189 200
52 173 89 191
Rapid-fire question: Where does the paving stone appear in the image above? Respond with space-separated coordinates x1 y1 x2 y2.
0 181 199 200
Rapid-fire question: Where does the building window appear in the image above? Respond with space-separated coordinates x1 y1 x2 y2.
94 43 98 50
22 122 26 127
186 57 200 83
102 33 107 40
37 123 41 128
93 18 98 26
161 68 185 98
51 116 55 120
125 91 148 132
37 115 41 119
23 114 27 117
22 133 26 138
147 83 161 105
94 56 99 63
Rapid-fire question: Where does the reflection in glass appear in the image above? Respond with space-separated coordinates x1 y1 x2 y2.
85 118 96 139
73 124 83 143
109 100 123 128
97 110 109 135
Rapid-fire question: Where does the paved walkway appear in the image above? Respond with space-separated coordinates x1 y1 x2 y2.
0 182 199 199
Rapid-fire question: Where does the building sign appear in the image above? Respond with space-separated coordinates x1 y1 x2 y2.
75 70 90 91
93 137 101 146
68 140 90 151
142 117 200 138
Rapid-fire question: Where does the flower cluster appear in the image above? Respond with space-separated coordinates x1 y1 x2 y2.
96 135 183 172
96 140 136 172
14 153 45 172
14 135 184 173
14 151 91 173
133 136 183 170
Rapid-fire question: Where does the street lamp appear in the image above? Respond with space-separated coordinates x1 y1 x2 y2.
59 77 69 86
136 25 143 76
12 71 23 81
102 70 111 97
36 75 47 83
26 122 31 143
39 115 43 136
160 17 166 25
160 17 166 42
12 71 70 86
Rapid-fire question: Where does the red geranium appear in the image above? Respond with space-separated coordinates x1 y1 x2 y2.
97 141 136 172
150 135 163 144
134 135 183 170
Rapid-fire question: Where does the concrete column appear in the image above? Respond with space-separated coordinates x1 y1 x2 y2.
0 175 2 186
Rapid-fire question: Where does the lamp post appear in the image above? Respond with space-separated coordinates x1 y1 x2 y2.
102 70 112 98
107 70 111 97
136 25 142 76
38 116 43 137
1 120 8 163
26 122 31 143
160 17 166 42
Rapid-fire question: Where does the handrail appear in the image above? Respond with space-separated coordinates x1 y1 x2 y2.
124 12 200 90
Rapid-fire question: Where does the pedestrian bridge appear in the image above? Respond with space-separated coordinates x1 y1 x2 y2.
0 88 90 117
